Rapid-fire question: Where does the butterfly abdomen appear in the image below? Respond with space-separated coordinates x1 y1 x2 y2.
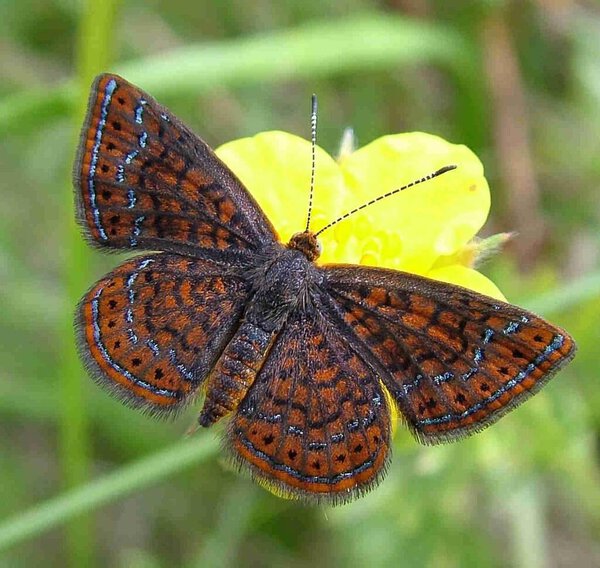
198 322 276 427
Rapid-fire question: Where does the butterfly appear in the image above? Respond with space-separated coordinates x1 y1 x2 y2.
74 74 576 504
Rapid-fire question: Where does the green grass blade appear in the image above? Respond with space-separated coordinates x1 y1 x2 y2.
521 270 600 315
0 435 219 553
0 14 472 135
60 1 120 565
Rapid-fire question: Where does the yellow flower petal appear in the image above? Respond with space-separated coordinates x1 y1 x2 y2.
426 265 506 301
216 131 344 243
336 133 490 274
216 130 496 298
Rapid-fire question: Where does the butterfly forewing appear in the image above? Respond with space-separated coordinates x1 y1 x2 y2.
77 253 250 416
74 74 278 259
228 309 391 503
322 266 576 443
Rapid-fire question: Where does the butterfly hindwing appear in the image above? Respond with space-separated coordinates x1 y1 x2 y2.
77 253 250 416
322 265 576 444
74 74 278 259
228 308 391 503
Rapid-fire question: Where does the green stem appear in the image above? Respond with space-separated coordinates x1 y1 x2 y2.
60 1 119 565
0 436 219 553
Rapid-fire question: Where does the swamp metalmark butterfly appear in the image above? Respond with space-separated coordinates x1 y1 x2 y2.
74 74 576 503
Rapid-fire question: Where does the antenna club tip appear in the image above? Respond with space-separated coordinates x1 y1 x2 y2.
437 164 457 175
311 94 318 112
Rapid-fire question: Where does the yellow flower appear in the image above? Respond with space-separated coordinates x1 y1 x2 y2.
216 130 506 500
216 130 504 301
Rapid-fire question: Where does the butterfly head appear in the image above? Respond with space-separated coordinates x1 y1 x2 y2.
288 231 321 261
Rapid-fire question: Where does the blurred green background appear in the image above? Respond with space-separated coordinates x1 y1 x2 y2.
0 1 599 566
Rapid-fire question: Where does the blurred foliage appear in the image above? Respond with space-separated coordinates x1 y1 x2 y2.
0 0 599 567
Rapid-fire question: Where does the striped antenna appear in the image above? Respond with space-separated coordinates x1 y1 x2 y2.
305 94 318 232
314 165 457 237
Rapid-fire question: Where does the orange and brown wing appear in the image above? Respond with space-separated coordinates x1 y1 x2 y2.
77 253 250 416
228 309 391 504
74 74 277 259
322 265 576 444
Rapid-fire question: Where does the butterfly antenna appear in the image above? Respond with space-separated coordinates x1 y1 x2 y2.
305 94 318 232
314 164 457 237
